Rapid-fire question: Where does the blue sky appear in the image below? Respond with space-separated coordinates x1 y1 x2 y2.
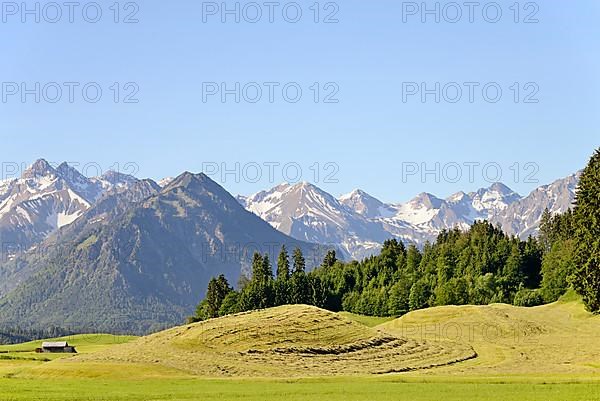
0 0 598 202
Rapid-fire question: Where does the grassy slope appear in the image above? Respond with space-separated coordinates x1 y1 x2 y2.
41 305 474 378
378 292 600 378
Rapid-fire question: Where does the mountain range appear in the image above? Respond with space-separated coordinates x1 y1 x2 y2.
0 159 580 332
240 174 580 259
0 163 322 333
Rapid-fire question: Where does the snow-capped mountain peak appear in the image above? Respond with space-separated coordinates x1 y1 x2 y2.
446 191 468 204
392 193 445 226
339 189 396 219
490 172 580 238
158 177 175 188
470 182 521 215
339 189 367 201
243 182 392 259
0 159 140 254
245 181 350 226
410 193 444 209
56 162 104 202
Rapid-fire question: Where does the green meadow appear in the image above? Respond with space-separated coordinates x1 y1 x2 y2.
1 377 600 401
1 296 599 400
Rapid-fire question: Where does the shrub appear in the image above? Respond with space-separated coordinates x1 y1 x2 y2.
513 288 544 307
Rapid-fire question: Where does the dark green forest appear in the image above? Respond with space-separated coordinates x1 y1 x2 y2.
0 326 73 345
192 148 600 322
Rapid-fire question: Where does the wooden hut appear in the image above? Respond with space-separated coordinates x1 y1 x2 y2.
39 341 77 353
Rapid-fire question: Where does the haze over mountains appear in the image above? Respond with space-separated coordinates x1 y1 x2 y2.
0 159 580 332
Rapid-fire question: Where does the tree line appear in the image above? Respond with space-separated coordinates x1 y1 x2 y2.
0 326 73 345
191 245 331 321
191 148 600 321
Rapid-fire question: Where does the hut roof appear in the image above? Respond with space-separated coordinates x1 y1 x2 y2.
42 341 69 348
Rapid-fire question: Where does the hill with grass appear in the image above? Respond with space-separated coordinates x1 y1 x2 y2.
378 291 600 376
47 305 475 377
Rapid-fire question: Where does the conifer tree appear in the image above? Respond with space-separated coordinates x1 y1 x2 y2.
203 275 232 319
572 148 600 312
251 252 264 282
292 247 306 275
321 249 337 268
242 252 275 310
539 208 553 251
406 245 422 278
277 245 290 280
262 253 273 282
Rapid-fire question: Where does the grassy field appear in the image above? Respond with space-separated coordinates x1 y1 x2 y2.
0 334 137 353
1 376 600 401
0 334 137 363
0 295 599 400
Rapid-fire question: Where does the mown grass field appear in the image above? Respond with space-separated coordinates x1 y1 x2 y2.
0 294 599 400
380 291 600 377
52 305 475 377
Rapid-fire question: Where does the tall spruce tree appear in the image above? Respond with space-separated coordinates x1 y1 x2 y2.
292 247 306 275
539 208 554 251
321 250 337 268
289 247 309 304
251 252 264 282
572 148 600 312
277 245 290 280
262 253 273 282
203 275 232 319
406 245 422 278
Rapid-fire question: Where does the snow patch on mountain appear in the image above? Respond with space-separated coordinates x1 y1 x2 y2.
158 177 175 187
